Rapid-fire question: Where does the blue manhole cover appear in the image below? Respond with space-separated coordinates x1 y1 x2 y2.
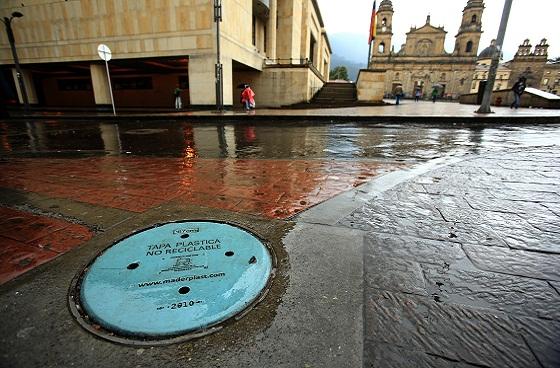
69 221 273 344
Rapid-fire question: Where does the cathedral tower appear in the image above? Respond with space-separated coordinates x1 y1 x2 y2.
454 0 484 57
372 0 394 57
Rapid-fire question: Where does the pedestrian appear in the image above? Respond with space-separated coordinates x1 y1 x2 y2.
241 84 255 111
394 84 403 105
415 89 421 102
510 76 526 109
173 85 182 110
431 87 438 103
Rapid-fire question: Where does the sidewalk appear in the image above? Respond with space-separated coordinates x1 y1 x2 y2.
5 100 560 124
1 142 559 367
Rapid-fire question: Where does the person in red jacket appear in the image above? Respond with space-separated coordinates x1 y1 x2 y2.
241 84 255 111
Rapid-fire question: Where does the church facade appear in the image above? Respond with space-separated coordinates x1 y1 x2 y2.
369 0 485 99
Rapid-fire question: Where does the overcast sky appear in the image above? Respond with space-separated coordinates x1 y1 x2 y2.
317 0 559 61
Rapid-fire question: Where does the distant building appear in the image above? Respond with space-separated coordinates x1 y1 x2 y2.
0 0 331 108
507 39 549 89
470 40 511 93
541 62 560 96
369 0 484 99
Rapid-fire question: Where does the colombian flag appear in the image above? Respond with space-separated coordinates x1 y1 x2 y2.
368 1 377 45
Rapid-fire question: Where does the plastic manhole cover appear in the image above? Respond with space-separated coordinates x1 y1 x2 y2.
69 221 273 345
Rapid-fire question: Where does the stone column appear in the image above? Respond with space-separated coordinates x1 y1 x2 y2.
189 54 233 106
99 123 121 154
90 64 111 105
11 68 38 104
267 0 277 60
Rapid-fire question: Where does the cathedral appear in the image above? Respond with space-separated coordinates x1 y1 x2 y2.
368 0 485 99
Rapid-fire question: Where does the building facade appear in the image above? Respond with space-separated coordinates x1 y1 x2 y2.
471 38 559 97
541 62 560 96
369 0 484 99
469 41 511 94
0 0 331 108
507 39 549 89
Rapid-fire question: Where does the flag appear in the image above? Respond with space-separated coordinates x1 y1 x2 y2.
368 1 377 45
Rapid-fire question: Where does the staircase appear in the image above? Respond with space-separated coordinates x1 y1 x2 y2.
310 82 357 107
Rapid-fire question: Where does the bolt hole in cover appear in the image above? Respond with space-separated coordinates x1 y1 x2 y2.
71 221 273 344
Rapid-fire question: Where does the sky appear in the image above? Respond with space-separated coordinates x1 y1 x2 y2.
317 0 560 61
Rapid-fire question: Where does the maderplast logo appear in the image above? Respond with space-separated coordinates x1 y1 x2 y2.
137 273 226 288
172 227 200 235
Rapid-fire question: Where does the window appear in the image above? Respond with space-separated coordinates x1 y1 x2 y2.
113 77 153 90
544 78 549 85
264 25 267 54
379 42 385 54
57 79 92 91
441 73 446 81
252 16 256 46
395 72 400 80
309 34 317 65
471 15 477 24
466 41 473 53
382 18 387 26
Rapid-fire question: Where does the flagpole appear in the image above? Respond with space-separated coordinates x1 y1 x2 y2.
367 1 377 69
367 43 372 69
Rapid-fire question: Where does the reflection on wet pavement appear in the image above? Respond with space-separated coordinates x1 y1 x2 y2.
0 157 397 217
1 119 560 284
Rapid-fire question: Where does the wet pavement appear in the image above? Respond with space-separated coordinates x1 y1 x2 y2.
7 100 560 123
0 117 559 367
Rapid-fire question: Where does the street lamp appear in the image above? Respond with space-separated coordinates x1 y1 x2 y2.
476 0 513 114
214 0 223 112
2 11 29 112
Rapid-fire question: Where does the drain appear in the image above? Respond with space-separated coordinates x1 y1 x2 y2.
69 221 273 345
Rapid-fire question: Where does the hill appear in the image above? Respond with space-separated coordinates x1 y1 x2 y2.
329 33 369 81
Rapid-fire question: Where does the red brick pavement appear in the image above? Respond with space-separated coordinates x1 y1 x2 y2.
0 156 402 283
0 157 399 217
0 207 92 284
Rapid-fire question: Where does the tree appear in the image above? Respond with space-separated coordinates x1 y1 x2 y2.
330 66 349 81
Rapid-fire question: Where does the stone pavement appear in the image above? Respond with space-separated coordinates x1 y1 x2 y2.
1 135 559 367
337 147 560 367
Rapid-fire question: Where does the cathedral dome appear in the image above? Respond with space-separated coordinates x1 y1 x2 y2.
379 0 393 11
466 0 484 9
478 40 497 59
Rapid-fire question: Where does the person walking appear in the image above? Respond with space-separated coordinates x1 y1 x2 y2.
510 76 527 109
431 87 438 103
394 84 404 105
241 84 255 111
173 85 182 110
415 89 422 102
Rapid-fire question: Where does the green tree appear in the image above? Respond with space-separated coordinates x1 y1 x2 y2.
330 66 349 81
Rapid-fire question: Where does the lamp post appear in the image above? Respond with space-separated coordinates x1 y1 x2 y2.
214 0 224 112
2 11 29 112
476 0 513 114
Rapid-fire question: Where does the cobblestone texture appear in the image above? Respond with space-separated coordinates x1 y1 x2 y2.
464 244 560 281
364 291 539 368
344 147 560 367
364 343 476 368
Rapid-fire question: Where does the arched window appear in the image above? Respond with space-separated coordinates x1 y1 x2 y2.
382 18 387 26
395 72 400 80
441 73 447 81
471 15 477 24
466 41 473 53
379 42 385 54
